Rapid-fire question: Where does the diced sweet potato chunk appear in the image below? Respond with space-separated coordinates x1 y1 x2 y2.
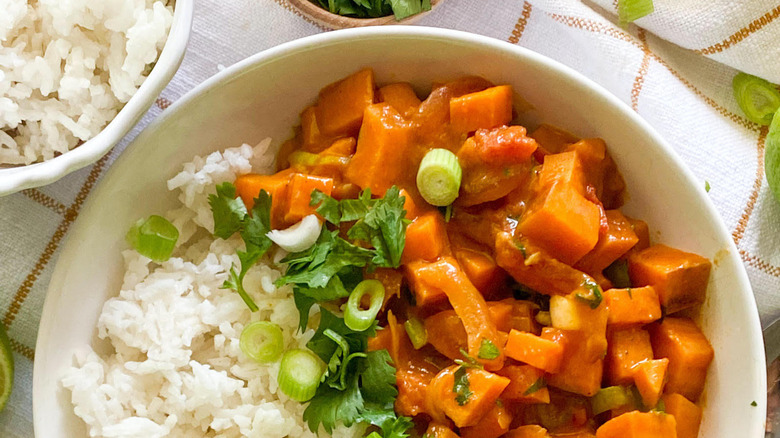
460 401 513 438
450 85 513 133
519 183 601 265
575 210 639 275
628 244 711 314
603 286 662 326
455 247 506 296
300 105 329 152
505 329 564 373
424 423 460 438
405 260 448 307
626 217 650 252
539 151 588 195
605 327 653 386
378 82 421 117
345 103 414 195
427 366 511 427
530 124 579 154
596 411 677 438
402 211 450 263
497 364 550 404
506 425 552 438
284 173 334 224
494 232 596 297
649 317 713 401
543 328 603 397
315 68 375 137
662 393 702 438
234 170 293 229
633 358 669 408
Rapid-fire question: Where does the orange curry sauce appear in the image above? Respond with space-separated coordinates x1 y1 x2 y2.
235 69 713 438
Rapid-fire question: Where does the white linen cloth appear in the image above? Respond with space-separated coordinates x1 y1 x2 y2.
1 0 779 435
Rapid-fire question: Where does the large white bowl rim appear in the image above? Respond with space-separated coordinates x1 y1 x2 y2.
33 26 766 437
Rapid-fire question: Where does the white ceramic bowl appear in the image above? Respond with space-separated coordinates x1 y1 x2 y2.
0 0 194 197
33 27 766 437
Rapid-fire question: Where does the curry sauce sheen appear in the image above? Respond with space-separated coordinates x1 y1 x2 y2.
236 69 713 438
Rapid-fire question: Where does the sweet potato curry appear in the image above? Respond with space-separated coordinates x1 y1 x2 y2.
233 69 714 438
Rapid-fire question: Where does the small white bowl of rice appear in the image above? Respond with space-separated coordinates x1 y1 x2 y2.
0 0 193 196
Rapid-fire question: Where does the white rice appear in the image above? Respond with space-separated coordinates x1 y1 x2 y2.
0 0 174 165
62 140 360 438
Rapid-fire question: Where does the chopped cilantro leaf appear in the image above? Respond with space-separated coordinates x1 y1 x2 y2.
307 309 376 363
575 278 604 309
303 371 364 433
751 400 758 407
293 290 317 331
209 182 247 239
361 408 414 438
322 329 367 391
279 230 375 288
478 338 500 360
311 189 342 224
604 259 631 288
523 377 547 395
455 348 483 369
210 183 274 311
222 264 258 311
705 180 711 192
360 349 398 405
453 366 473 406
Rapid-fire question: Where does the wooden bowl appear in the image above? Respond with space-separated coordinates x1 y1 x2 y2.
286 0 443 29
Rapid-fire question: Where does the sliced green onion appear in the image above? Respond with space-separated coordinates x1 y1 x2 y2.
344 279 385 332
404 317 427 349
591 386 633 415
240 321 284 363
618 0 654 23
535 311 552 326
289 151 349 168
278 349 324 402
125 215 179 262
416 148 462 206
765 110 780 203
733 72 780 125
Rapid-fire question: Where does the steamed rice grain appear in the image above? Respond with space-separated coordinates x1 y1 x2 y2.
0 0 174 165
62 140 359 438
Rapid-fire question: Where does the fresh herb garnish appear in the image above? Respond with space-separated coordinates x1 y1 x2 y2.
523 377 547 396
210 182 412 437
455 348 483 369
280 186 408 331
751 400 758 407
209 182 247 239
603 259 631 288
453 366 473 406
360 407 414 438
301 309 411 437
209 183 274 311
704 180 711 193
478 338 500 360
310 0 431 25
514 239 527 258
575 278 604 309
